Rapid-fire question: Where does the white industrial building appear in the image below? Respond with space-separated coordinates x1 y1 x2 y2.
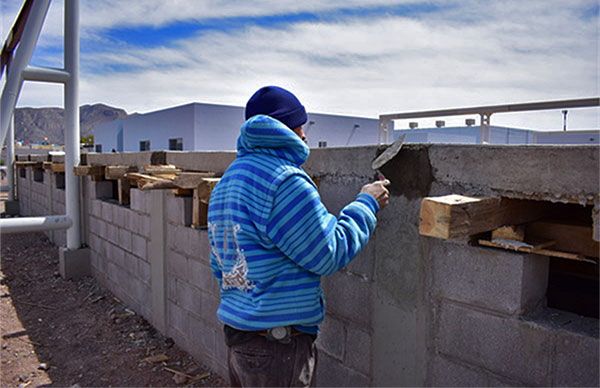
94 102 379 152
391 125 599 145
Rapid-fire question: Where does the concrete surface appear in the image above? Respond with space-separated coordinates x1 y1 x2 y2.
59 247 91 280
14 144 600 387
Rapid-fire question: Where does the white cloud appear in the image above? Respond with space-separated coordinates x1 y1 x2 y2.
3 0 598 130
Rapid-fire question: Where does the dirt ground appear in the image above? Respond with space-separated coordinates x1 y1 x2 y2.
0 229 226 387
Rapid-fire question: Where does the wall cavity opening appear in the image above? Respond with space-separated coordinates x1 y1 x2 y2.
55 173 65 190
33 169 44 182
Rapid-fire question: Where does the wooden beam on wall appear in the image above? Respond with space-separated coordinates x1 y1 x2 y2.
419 194 545 239
118 178 131 205
191 178 220 228
105 165 138 180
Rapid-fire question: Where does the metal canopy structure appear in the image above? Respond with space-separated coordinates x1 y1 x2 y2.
378 97 600 144
0 0 82 250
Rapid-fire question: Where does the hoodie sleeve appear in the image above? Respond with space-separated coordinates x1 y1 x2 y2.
266 173 379 276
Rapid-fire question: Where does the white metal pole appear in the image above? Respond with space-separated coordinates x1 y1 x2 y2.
0 0 51 148
64 0 81 249
0 215 72 234
7 115 15 200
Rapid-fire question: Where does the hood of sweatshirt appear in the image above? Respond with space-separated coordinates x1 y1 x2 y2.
237 114 310 167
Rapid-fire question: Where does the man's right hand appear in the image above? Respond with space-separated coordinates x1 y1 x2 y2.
360 179 390 209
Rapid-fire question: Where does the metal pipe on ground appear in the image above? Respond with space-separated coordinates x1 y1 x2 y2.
0 215 73 234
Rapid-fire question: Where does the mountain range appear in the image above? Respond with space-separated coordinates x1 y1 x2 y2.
13 103 128 145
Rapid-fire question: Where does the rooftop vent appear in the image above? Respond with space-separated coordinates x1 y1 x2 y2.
435 120 445 128
409 122 418 129
465 118 476 126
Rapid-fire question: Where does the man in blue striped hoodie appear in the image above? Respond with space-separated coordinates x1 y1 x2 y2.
207 86 389 387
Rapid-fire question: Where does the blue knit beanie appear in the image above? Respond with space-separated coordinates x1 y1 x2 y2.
245 86 308 130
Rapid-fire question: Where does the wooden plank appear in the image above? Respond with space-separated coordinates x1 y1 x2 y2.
143 164 181 175
478 239 597 264
195 178 220 202
492 225 525 241
419 194 545 239
139 180 177 191
126 172 174 190
43 161 52 170
50 163 65 173
171 172 217 189
105 165 138 180
15 161 43 168
191 178 221 228
192 190 209 228
74 165 104 177
151 172 179 180
118 178 131 205
526 221 599 258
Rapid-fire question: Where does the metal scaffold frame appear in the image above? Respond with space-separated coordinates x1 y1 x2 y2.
0 0 82 250
378 97 600 144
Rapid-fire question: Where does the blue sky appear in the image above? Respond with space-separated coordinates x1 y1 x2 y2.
1 0 598 130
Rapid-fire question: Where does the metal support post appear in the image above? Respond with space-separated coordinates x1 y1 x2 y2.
379 118 392 144
7 114 15 200
0 0 51 148
64 0 81 249
479 113 491 144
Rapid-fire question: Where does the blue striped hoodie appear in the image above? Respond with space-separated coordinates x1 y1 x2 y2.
207 115 379 333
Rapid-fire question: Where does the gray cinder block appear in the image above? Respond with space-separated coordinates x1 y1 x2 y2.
177 281 203 313
130 188 150 214
188 259 213 291
101 201 113 222
138 259 151 284
118 228 133 253
166 195 192 226
317 317 346 360
317 351 370 388
345 326 372 376
131 233 148 259
167 250 189 281
167 302 189 337
186 228 210 260
429 355 517 387
323 272 372 328
437 302 552 385
431 242 548 316
552 330 599 387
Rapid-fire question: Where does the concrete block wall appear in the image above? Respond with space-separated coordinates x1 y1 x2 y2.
163 194 227 377
87 187 152 320
16 168 66 247
426 241 554 385
15 146 599 387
